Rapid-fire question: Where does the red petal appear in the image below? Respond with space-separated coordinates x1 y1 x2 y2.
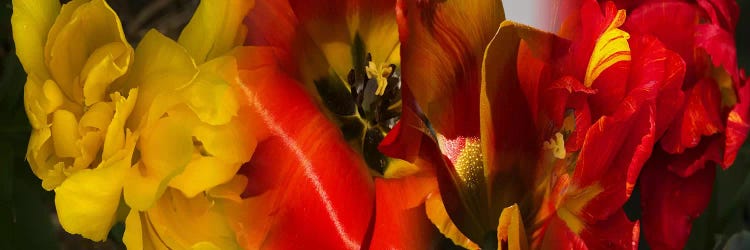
576 101 655 219
539 216 589 250
666 135 723 177
236 47 374 249
574 35 670 219
580 211 640 250
624 1 703 83
696 0 740 32
660 78 724 153
696 23 741 86
367 176 437 249
640 151 716 250
723 79 750 166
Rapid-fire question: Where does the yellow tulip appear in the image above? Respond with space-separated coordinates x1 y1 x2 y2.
12 0 255 247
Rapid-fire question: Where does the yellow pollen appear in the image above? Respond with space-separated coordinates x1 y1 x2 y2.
584 9 631 87
543 132 566 159
365 61 393 96
454 137 483 189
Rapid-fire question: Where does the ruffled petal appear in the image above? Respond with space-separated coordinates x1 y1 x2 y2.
134 190 242 249
125 115 194 210
660 78 724 154
44 0 131 104
623 1 703 82
124 30 198 129
169 117 256 198
54 130 137 241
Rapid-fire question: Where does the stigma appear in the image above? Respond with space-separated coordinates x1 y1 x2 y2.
544 132 566 159
365 61 394 96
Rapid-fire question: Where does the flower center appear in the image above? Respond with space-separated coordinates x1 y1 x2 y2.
314 51 402 174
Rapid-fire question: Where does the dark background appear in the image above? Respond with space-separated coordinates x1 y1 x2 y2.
0 0 748 249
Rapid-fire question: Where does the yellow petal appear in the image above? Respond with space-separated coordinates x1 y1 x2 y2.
81 42 133 106
102 89 137 160
53 144 134 241
125 116 193 210
42 162 66 191
192 118 255 164
44 0 130 104
178 0 254 63
74 101 113 170
206 175 248 203
144 189 242 249
123 210 145 249
11 0 60 80
382 159 421 179
123 161 164 211
425 192 480 250
356 3 400 66
169 156 239 198
51 109 81 158
185 56 240 126
79 101 114 133
26 128 54 187
150 102 255 198
125 30 198 129
24 77 66 131
123 210 170 250
496 204 528 250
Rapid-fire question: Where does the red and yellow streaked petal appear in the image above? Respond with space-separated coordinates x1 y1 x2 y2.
660 78 724 154
623 1 703 82
539 216 588 250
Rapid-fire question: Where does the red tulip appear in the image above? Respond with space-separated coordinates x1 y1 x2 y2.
606 1 750 249
237 0 435 248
